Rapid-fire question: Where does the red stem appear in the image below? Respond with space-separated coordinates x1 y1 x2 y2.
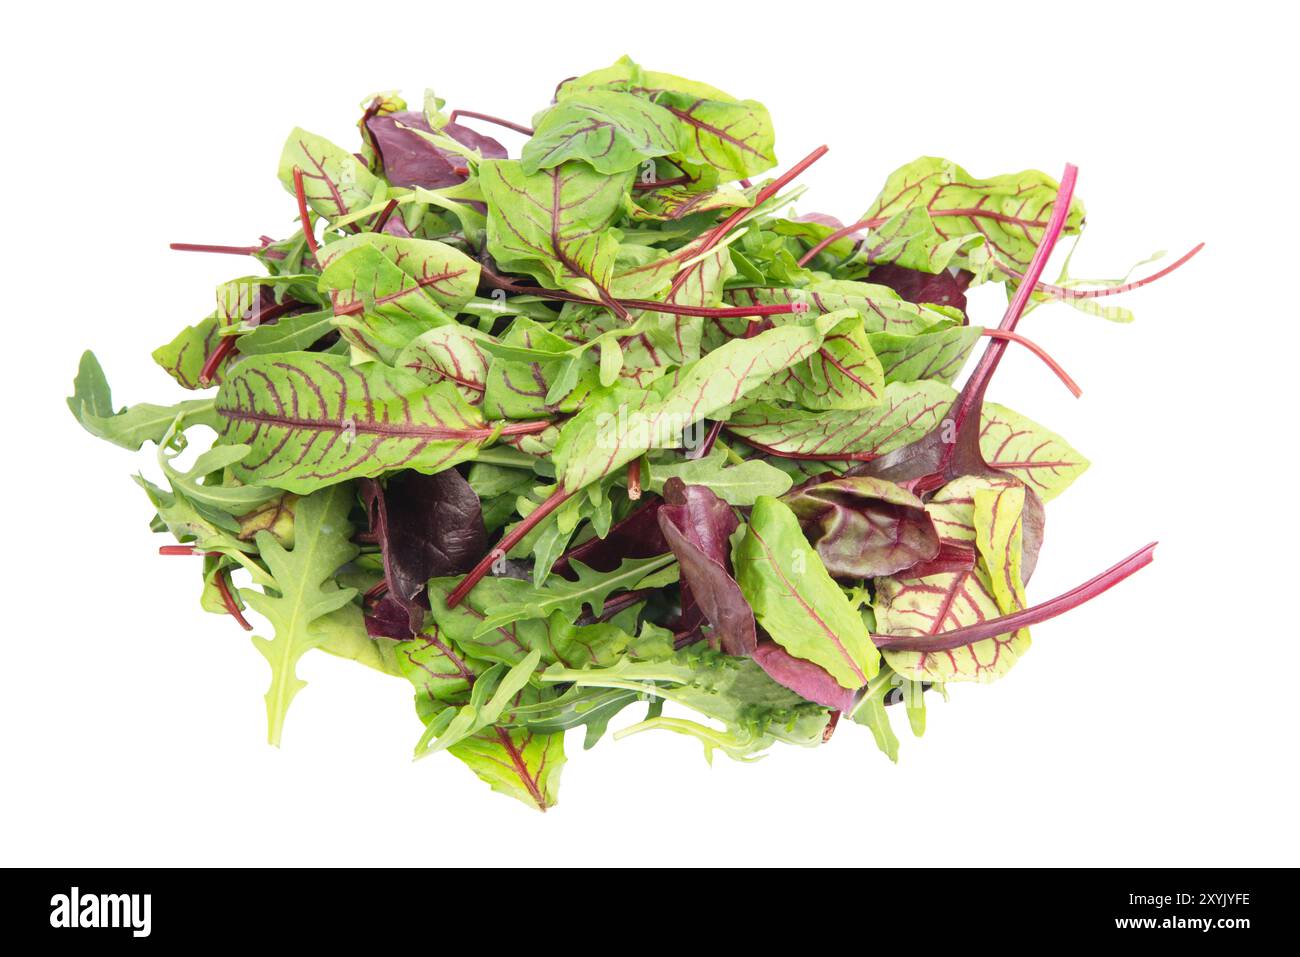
949 164 1079 429
448 109 534 136
995 242 1205 300
627 461 642 500
687 419 724 460
159 545 221 556
796 208 1057 267
364 579 389 603
479 269 808 319
214 569 254 631
724 431 882 463
872 543 1156 652
446 486 575 607
169 242 264 256
372 199 399 233
198 336 238 386
631 175 692 191
291 166 320 258
979 328 1082 398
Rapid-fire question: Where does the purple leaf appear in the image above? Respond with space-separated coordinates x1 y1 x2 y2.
904 541 976 579
361 469 488 635
364 595 412 639
868 263 973 317
656 478 756 656
365 111 507 190
752 642 854 712
784 476 940 579
553 499 669 575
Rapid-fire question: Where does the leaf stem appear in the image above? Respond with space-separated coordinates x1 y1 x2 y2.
291 166 320 259
214 569 254 631
873 543 1156 653
949 163 1079 429
993 242 1205 300
627 460 642 500
198 336 238 387
371 199 399 233
445 486 575 607
979 328 1081 397
448 109 534 136
169 242 266 256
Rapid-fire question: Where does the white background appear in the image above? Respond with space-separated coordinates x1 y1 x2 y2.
2 0 1296 867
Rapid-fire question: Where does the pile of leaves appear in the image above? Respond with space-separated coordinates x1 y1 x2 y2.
70 56 1198 810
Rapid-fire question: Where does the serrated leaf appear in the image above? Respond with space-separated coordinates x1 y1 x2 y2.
69 351 219 450
241 485 360 745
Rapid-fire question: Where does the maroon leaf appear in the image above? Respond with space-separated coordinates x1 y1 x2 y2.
904 541 977 579
364 595 412 639
751 642 854 711
365 111 507 190
552 499 669 575
868 263 973 317
783 476 940 579
361 469 488 635
656 478 756 656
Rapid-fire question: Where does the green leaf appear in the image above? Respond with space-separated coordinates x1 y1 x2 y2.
974 483 1028 617
875 563 1030 683
750 311 885 410
417 650 543 755
394 324 491 402
726 380 954 461
317 233 480 313
859 157 1085 275
459 553 675 640
522 90 681 175
553 318 834 491
69 352 219 450
850 670 900 762
152 316 223 389
733 496 880 689
658 90 776 180
278 127 382 222
317 245 452 364
868 324 982 384
237 309 335 356
725 281 959 336
479 159 633 302
646 449 792 506
241 485 360 745
448 722 566 811
214 351 491 493
980 402 1089 502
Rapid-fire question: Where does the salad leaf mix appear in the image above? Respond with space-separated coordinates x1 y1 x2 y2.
71 56 1199 810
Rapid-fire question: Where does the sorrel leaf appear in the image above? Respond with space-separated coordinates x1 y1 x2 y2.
733 496 879 689
522 90 681 175
980 402 1090 501
214 352 498 492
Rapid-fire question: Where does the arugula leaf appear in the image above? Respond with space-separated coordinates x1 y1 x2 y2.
70 352 220 449
242 484 360 745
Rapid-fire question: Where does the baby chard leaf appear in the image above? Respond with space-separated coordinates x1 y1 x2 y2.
554 319 833 491
215 352 498 493
980 402 1090 502
479 159 633 304
725 380 954 462
733 496 880 690
278 127 382 222
522 90 681 175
